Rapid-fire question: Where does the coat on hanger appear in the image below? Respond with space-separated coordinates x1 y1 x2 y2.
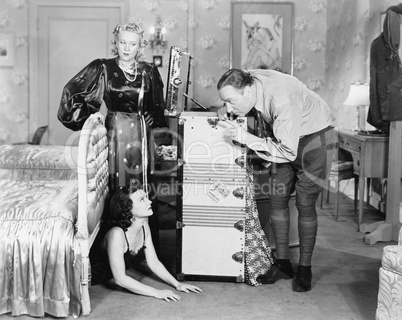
368 4 402 133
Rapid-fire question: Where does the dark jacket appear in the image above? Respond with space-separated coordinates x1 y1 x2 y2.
368 5 402 132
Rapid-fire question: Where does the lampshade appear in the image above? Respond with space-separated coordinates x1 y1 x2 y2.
343 83 370 106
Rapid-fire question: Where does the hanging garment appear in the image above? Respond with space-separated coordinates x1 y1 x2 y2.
368 5 402 132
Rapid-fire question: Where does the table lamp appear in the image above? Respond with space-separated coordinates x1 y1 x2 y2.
343 83 369 132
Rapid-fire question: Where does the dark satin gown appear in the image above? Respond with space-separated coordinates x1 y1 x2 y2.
58 58 167 195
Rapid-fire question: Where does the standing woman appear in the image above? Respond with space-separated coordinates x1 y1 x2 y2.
58 21 167 196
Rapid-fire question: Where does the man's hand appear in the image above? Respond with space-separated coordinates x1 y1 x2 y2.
217 105 229 121
226 121 250 145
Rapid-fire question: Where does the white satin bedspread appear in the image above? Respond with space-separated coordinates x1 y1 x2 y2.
0 143 83 317
0 179 82 317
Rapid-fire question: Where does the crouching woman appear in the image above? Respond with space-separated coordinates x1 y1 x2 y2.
90 186 202 302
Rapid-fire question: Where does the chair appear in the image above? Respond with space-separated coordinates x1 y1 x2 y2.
13 125 48 145
30 125 48 145
376 227 402 319
320 160 358 220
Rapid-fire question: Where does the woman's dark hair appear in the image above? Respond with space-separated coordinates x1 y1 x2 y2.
109 185 139 231
217 68 254 91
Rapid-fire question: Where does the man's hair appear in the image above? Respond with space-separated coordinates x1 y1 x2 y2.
217 68 254 90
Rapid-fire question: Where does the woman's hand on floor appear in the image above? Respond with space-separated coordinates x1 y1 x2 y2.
154 289 181 302
176 283 203 294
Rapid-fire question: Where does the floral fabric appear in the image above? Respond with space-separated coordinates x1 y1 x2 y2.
244 170 274 286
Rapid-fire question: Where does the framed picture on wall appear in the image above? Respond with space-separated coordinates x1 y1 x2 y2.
230 1 294 74
0 34 14 67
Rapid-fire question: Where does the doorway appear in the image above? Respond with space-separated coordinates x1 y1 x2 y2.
29 0 128 145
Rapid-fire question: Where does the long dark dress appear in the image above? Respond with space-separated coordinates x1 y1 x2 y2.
58 58 168 195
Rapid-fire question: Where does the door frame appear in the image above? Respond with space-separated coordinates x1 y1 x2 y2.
28 0 128 138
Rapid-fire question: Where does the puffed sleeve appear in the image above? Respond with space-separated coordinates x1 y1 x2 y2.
143 63 168 128
58 59 106 131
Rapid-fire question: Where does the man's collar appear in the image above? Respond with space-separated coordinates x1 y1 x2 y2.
253 76 264 113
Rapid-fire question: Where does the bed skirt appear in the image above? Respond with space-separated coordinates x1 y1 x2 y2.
0 179 83 317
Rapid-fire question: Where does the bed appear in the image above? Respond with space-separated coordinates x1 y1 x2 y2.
0 112 109 318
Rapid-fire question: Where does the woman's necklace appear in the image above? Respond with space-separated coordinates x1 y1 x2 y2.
118 59 138 82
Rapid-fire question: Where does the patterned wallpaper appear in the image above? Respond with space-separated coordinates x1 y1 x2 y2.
0 0 398 144
188 0 327 108
0 0 28 144
324 0 396 130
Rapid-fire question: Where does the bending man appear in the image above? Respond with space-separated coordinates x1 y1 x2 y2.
217 68 336 292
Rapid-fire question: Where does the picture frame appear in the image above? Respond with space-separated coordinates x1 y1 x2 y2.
0 33 14 67
230 1 294 74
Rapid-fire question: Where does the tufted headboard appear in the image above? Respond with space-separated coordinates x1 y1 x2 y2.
72 112 109 242
73 112 109 315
